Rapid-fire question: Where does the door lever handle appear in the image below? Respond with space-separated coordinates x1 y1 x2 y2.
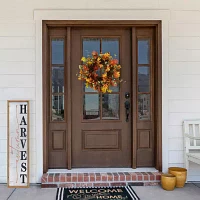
124 100 130 122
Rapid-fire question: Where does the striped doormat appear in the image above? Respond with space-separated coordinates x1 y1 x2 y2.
56 186 140 200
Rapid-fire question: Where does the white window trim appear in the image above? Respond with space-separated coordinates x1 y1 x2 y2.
34 9 170 183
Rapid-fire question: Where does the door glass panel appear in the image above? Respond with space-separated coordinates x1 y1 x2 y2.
102 94 119 120
102 38 119 59
102 38 120 92
52 95 64 121
138 94 150 120
52 67 64 93
52 38 64 64
83 94 100 120
83 38 100 92
138 40 150 64
109 85 119 92
138 66 150 92
82 38 120 120
84 86 98 93
83 38 100 57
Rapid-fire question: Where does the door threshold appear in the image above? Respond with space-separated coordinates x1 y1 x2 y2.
47 167 158 174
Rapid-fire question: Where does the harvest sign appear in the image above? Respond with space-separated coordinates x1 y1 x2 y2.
7 101 29 188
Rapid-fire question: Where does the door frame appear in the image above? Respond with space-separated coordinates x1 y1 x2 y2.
42 20 162 172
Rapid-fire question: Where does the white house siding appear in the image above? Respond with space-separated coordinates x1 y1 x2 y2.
0 0 200 183
0 21 36 183
169 9 200 181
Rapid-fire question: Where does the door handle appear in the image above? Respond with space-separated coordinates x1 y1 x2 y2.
124 100 130 122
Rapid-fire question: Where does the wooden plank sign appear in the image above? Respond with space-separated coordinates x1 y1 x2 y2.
7 101 29 188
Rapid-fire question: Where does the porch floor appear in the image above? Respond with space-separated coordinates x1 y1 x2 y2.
41 170 161 188
2 184 200 200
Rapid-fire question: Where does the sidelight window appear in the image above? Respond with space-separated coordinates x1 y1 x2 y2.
51 38 65 121
137 39 151 121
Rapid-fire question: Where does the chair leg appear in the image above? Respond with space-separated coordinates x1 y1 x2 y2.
185 158 189 183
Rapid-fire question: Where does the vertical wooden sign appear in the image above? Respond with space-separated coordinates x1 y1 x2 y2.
7 101 29 188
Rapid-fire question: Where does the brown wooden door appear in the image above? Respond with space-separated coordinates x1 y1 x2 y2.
71 28 132 167
46 25 157 169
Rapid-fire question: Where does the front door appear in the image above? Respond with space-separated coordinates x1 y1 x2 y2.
71 28 132 167
46 24 158 170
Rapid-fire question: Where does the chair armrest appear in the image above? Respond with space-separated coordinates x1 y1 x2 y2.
185 133 200 140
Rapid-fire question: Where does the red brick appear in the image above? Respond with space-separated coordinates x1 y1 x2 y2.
94 183 109 187
119 173 125 181
147 173 155 181
83 173 89 182
76 183 93 187
113 174 119 181
90 173 95 182
101 174 107 181
41 171 161 188
72 174 78 182
78 174 84 182
60 174 66 182
95 175 101 181
125 175 131 181
152 172 162 176
48 174 54 182
90 176 95 181
130 173 137 181
107 175 113 181
84 176 89 182
54 174 60 182
141 173 148 181
136 173 142 181
59 183 76 188
156 175 161 181
150 175 155 181
128 182 144 186
110 182 126 186
152 172 161 181
66 175 71 182
41 174 48 183
41 184 57 188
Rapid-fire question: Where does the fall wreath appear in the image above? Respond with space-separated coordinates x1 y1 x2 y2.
77 51 122 93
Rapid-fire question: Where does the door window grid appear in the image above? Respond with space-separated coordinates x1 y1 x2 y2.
82 38 120 121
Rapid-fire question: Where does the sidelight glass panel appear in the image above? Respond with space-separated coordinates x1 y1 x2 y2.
52 67 64 93
138 66 150 92
138 39 150 64
138 94 150 120
102 94 119 120
83 94 100 120
52 95 64 121
52 38 64 64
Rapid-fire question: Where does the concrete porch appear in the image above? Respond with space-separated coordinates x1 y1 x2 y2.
1 183 200 200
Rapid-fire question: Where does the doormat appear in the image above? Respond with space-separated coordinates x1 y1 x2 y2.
56 186 140 200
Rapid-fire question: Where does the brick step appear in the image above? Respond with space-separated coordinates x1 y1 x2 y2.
41 172 161 188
